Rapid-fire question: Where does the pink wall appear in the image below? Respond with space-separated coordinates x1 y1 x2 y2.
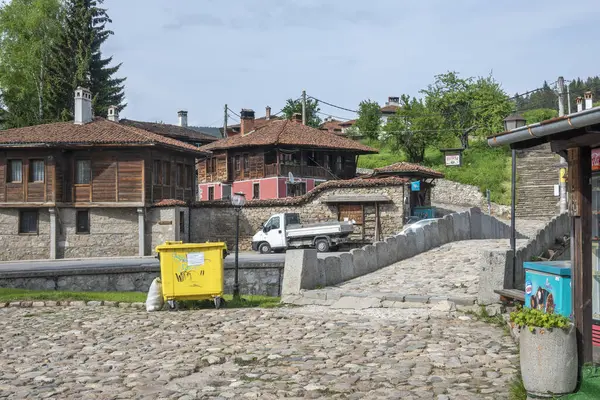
198 183 222 201
198 177 327 201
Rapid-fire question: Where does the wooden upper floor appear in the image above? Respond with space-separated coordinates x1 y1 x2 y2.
0 148 196 207
197 147 358 184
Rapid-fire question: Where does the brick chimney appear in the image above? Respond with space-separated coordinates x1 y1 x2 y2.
577 97 583 113
74 87 93 125
291 113 302 123
240 109 255 135
585 91 593 110
178 110 188 127
107 105 118 122
265 106 271 120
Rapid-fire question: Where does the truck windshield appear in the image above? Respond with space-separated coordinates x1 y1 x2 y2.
265 216 281 230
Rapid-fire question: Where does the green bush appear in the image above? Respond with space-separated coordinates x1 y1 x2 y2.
509 305 571 333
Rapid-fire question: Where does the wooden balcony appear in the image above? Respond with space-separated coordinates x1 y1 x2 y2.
264 164 353 180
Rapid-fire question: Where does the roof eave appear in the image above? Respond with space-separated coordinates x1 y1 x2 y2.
487 107 600 148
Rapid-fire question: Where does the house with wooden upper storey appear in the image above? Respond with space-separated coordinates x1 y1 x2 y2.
197 111 378 201
0 87 207 261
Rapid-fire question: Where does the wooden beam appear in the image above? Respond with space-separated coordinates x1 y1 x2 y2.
568 146 593 366
552 131 600 153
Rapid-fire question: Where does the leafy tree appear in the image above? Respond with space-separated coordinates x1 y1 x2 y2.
384 95 443 163
0 0 62 127
354 100 381 140
281 98 321 128
421 71 512 146
46 0 125 121
522 108 557 124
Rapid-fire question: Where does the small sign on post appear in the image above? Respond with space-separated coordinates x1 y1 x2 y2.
440 148 464 167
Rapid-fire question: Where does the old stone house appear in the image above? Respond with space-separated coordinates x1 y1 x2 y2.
197 111 377 201
0 88 206 261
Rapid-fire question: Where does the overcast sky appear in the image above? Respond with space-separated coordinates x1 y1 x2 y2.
103 0 600 127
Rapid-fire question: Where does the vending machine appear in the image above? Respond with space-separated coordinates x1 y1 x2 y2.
590 153 600 346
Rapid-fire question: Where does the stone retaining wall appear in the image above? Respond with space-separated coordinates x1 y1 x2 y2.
432 179 510 218
281 207 517 299
0 262 284 297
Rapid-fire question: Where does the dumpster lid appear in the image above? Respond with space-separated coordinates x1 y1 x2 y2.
156 242 227 251
523 261 571 276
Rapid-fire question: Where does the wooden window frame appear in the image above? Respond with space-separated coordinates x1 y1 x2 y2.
185 164 193 187
243 154 249 172
74 159 91 185
76 209 90 234
18 209 38 235
176 163 184 187
208 186 215 201
253 182 260 199
153 160 162 185
162 161 171 186
235 155 241 172
7 159 23 183
29 159 45 183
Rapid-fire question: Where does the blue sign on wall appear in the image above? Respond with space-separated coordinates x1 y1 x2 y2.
411 180 421 191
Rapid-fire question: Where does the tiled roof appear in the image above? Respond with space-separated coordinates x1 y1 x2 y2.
339 119 356 126
189 126 223 138
120 119 217 144
381 105 400 114
320 119 344 132
153 199 188 207
228 116 282 131
200 119 378 154
192 176 407 208
374 162 444 178
0 117 208 154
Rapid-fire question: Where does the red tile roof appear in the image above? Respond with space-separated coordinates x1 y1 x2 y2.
192 176 407 207
381 105 400 114
200 119 377 154
153 199 188 207
374 162 444 178
120 119 217 144
0 118 208 154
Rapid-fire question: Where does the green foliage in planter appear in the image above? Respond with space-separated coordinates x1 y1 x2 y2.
510 306 571 332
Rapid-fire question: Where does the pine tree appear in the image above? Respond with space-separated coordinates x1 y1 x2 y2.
46 0 125 121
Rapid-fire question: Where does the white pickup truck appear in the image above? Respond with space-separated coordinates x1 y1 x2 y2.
251 212 355 254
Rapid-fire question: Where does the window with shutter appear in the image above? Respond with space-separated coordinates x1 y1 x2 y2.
19 210 38 234
7 160 23 183
29 160 45 182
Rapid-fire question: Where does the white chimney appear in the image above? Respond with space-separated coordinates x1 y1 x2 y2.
577 97 583 113
74 87 93 125
265 106 271 120
107 105 119 122
178 110 188 127
387 96 400 106
585 91 593 110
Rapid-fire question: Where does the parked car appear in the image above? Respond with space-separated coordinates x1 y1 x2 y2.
397 218 440 235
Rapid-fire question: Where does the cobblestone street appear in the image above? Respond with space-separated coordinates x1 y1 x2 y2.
0 305 517 399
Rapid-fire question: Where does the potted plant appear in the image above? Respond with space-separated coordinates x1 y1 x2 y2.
510 306 577 398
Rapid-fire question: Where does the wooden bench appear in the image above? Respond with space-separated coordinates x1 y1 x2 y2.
494 289 525 303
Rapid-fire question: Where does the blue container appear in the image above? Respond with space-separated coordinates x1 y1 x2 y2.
412 206 436 219
524 261 572 319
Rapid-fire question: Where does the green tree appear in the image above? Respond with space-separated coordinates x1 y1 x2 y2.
384 95 443 163
0 0 62 127
421 71 512 146
522 108 558 124
281 98 321 128
46 0 125 120
355 100 381 140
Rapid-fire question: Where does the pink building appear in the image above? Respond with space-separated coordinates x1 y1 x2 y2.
197 110 377 201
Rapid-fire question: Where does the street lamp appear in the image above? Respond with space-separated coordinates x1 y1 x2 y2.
231 192 246 300
503 113 527 288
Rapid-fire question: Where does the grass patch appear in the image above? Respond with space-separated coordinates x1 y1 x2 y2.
357 141 512 205
0 288 146 303
466 305 506 327
509 376 527 400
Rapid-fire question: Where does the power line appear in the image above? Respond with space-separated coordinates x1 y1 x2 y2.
307 95 358 113
227 107 240 118
316 111 354 121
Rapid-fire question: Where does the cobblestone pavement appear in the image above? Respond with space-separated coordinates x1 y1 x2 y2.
0 305 517 399
308 240 528 306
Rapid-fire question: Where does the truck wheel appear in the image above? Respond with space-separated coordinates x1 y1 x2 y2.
259 242 272 254
315 239 330 253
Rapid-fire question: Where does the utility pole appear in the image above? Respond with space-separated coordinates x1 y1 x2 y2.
557 77 567 214
301 90 307 125
223 104 228 138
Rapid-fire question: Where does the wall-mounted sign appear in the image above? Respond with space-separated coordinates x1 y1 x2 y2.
592 148 600 171
440 148 463 167
411 180 421 191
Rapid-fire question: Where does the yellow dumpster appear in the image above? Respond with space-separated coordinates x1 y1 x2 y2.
156 241 228 310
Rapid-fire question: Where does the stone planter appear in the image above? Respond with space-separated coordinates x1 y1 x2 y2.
520 323 577 398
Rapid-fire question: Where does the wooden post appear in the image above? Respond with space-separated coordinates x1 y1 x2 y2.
568 146 593 365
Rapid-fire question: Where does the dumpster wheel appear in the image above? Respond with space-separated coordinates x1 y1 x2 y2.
214 296 224 309
167 300 179 311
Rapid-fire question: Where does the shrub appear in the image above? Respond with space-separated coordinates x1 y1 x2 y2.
509 305 571 333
